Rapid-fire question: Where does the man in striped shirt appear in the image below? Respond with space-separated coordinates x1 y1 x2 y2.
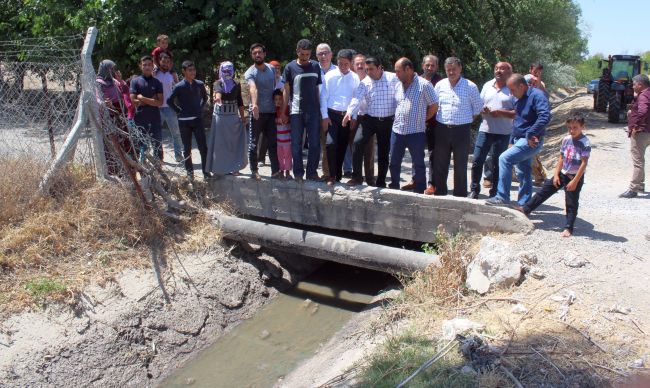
433 57 482 197
343 57 399 188
389 57 438 194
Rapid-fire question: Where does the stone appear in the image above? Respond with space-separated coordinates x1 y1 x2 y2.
460 365 477 375
529 267 546 279
465 237 525 294
441 318 485 340
511 304 529 314
562 251 587 268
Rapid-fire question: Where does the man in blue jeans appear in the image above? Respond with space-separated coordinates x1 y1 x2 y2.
279 39 322 182
388 57 438 194
469 62 514 199
154 51 184 162
486 73 551 206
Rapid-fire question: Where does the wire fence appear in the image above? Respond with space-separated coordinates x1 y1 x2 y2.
0 34 98 166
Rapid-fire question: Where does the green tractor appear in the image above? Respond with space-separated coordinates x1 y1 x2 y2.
593 55 647 123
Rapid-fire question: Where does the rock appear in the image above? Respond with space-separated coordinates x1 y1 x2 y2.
465 237 525 294
631 358 644 368
259 330 270 340
562 251 587 268
608 305 631 315
511 304 529 314
529 267 546 279
441 318 485 340
460 365 477 375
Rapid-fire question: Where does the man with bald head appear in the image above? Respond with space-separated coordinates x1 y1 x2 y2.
389 57 438 193
468 61 515 199
486 73 551 207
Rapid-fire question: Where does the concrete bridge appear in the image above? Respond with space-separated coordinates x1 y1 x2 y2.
208 175 533 244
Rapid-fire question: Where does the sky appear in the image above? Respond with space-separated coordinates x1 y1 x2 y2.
576 0 649 56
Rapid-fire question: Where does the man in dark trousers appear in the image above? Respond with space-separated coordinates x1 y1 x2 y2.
167 60 209 181
130 55 163 162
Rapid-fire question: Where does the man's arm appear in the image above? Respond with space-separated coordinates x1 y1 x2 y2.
342 81 367 126
200 82 208 109
631 91 650 133
426 103 438 121
470 84 483 118
248 79 259 120
137 93 163 107
166 84 181 113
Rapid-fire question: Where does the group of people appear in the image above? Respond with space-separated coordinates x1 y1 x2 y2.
97 34 650 238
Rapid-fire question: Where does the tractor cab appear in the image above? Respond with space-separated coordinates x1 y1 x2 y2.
594 55 648 123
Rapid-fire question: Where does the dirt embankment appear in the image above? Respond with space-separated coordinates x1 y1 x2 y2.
0 245 320 387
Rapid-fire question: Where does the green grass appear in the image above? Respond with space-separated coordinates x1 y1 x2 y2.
24 277 67 302
356 332 474 388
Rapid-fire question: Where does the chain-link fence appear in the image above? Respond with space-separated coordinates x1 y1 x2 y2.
0 34 99 166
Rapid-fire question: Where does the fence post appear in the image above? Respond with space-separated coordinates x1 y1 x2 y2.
39 26 99 193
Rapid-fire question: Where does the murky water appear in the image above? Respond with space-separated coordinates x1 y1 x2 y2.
160 262 395 388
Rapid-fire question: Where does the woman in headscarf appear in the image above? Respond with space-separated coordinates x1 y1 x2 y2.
205 61 248 175
96 59 135 175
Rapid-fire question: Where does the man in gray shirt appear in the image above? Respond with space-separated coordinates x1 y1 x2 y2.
245 43 279 179
469 62 514 199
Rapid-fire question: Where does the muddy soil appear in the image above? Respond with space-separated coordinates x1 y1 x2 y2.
0 245 320 387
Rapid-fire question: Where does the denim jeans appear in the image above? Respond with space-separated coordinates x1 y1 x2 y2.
343 144 352 173
160 106 184 160
495 137 544 205
470 131 509 197
135 121 162 162
389 131 426 193
290 111 320 178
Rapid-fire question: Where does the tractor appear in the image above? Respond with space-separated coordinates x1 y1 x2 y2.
593 55 647 123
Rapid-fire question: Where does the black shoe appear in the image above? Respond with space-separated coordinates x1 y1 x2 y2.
468 191 479 200
203 171 213 180
306 174 321 181
343 171 353 178
619 190 638 198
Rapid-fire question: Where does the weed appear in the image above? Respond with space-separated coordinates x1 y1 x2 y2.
24 277 67 303
357 332 473 387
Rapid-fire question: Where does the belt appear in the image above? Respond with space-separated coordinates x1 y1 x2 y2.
327 108 346 116
438 122 470 129
367 115 394 121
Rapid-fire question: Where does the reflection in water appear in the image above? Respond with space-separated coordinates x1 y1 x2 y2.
161 262 396 388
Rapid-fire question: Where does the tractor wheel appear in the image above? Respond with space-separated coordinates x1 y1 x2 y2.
596 80 609 113
593 92 597 110
608 91 621 123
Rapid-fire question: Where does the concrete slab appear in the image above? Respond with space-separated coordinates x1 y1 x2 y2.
208 175 533 243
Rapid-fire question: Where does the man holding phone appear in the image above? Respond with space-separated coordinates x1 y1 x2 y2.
468 62 514 199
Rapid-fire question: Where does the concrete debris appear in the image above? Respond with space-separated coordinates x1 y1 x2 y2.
442 318 485 340
631 358 644 368
528 267 546 279
551 290 576 321
511 304 529 314
465 237 526 294
460 365 477 375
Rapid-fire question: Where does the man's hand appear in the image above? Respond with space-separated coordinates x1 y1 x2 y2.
252 105 259 120
566 179 578 192
342 112 352 127
527 136 539 148
321 118 331 133
553 175 561 188
482 106 490 114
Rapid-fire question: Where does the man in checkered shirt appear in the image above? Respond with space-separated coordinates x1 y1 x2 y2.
432 57 482 197
388 57 439 194
343 57 399 188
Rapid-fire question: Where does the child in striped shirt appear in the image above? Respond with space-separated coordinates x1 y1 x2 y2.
274 90 292 179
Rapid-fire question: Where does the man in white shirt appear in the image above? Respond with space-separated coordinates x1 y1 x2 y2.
154 51 184 162
317 43 337 180
433 57 482 197
469 62 514 199
320 49 360 185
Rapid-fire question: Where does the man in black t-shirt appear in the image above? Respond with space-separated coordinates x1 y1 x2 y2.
130 55 164 161
279 39 322 182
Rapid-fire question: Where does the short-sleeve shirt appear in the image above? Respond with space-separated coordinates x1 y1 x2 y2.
244 63 276 114
479 79 514 135
154 69 175 108
214 80 244 107
283 60 322 115
130 75 163 125
560 134 590 175
393 75 438 135
434 77 482 125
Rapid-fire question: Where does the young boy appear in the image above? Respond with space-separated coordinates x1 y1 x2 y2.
515 111 590 237
167 60 209 181
152 34 172 69
129 56 164 162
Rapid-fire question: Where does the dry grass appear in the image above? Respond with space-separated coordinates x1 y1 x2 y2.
0 156 221 318
359 227 644 386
